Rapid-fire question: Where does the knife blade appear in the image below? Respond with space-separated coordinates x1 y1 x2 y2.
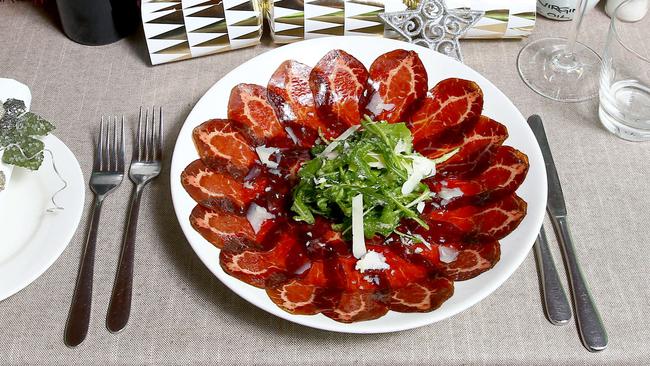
527 114 608 352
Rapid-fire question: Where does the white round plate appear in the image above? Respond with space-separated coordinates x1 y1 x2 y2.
0 134 85 301
170 36 547 333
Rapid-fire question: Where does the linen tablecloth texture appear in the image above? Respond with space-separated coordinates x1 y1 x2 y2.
1 2 648 365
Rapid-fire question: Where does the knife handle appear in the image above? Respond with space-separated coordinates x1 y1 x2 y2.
551 216 608 352
533 227 572 325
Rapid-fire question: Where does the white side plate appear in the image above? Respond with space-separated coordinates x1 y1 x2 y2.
0 134 85 301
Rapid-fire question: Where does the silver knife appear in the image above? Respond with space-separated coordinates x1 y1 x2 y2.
527 114 608 352
533 226 572 325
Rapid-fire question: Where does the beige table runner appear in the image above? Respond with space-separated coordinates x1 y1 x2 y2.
1 2 648 365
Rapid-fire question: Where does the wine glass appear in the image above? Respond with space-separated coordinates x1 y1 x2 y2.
517 0 602 102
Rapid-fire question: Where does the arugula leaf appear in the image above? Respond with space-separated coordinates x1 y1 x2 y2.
0 98 55 171
291 117 447 239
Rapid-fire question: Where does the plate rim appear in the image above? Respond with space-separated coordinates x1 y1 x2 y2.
0 134 85 301
169 36 547 333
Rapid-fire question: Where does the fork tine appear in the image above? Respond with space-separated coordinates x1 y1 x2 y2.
144 108 150 162
118 116 125 171
103 116 111 171
156 106 163 161
135 107 142 161
148 105 155 162
110 116 117 171
96 117 104 171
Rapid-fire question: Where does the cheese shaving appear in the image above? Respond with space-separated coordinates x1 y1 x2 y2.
318 125 360 158
351 193 366 259
355 250 390 272
255 145 280 169
246 203 275 234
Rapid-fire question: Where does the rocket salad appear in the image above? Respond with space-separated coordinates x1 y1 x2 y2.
291 116 457 238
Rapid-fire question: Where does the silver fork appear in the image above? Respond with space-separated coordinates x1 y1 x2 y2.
106 107 163 333
65 116 125 348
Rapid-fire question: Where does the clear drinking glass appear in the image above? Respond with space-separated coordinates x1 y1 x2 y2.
599 1 650 141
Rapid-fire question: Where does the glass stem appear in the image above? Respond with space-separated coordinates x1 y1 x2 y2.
565 0 589 56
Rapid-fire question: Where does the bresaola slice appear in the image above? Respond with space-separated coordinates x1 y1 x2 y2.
190 205 256 250
220 227 309 288
436 116 509 176
310 50 370 130
404 240 497 282
371 245 429 288
301 217 350 259
409 78 483 149
228 83 289 145
426 146 529 208
440 241 501 281
472 194 528 242
421 193 528 243
470 146 529 200
192 119 257 180
275 148 311 183
266 260 329 315
267 60 331 146
365 50 428 122
181 159 265 214
322 290 389 323
389 277 454 312
320 255 388 322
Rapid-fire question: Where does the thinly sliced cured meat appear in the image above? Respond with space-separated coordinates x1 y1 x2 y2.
192 119 257 180
276 148 311 183
228 83 289 144
320 254 389 322
440 241 500 281
220 227 309 288
471 146 529 201
472 193 527 241
335 255 382 291
409 78 483 149
190 205 256 250
365 49 428 123
407 241 442 268
389 277 454 312
266 260 329 315
436 116 509 176
415 115 505 161
426 146 529 208
302 217 350 259
267 60 332 146
321 290 388 323
370 245 429 288
310 49 370 130
181 159 266 214
421 193 527 243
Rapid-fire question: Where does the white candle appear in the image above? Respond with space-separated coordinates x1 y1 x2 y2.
606 0 648 22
